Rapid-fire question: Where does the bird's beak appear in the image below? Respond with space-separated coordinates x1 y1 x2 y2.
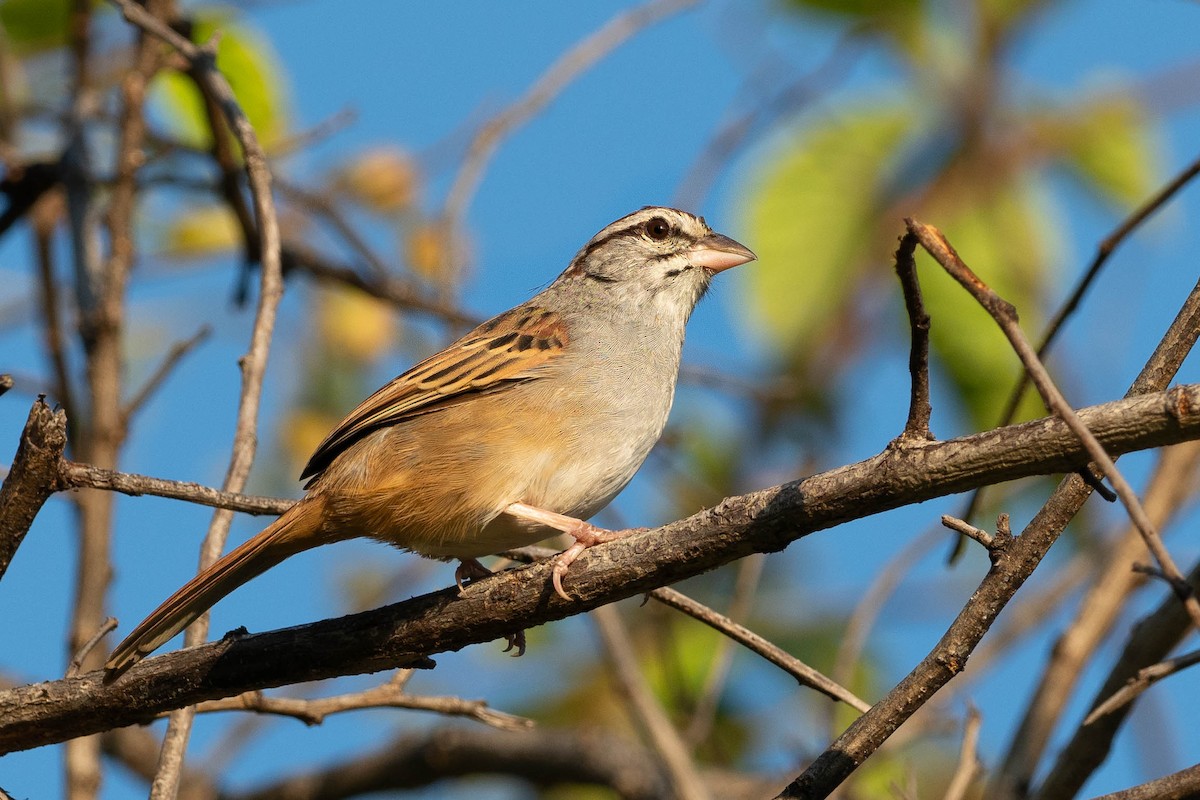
687 233 757 273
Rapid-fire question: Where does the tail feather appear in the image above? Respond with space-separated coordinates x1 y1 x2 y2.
105 499 326 677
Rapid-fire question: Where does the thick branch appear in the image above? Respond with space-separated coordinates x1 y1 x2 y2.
5 384 1200 752
0 399 67 580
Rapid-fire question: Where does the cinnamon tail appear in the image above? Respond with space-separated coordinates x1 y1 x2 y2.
105 498 327 677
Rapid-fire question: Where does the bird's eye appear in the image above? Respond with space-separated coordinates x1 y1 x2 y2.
645 217 671 241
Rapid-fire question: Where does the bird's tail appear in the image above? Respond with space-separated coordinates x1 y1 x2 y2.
105 497 328 677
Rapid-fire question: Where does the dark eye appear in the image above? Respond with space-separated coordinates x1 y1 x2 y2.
645 217 671 241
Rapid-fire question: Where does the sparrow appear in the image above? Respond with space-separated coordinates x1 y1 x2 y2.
105 206 755 675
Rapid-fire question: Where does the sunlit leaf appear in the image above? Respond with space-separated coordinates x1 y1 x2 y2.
149 12 290 150
334 147 420 213
317 286 395 362
1057 96 1158 207
160 204 241 257
741 106 912 351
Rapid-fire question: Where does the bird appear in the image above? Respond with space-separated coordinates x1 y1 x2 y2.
104 206 755 675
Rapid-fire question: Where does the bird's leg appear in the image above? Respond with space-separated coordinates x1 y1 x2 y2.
503 502 631 601
454 557 525 654
455 557 494 594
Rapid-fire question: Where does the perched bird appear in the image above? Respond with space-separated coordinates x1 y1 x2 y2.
105 206 755 675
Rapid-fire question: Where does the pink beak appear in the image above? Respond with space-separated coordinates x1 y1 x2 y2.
687 233 757 273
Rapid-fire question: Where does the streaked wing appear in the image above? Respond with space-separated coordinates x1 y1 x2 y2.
300 306 569 483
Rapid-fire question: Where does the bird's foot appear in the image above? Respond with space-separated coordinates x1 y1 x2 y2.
455 557 494 594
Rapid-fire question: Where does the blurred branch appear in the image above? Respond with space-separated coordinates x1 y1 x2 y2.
0 399 68 582
230 726 676 800
892 230 933 443
8 382 1200 751
106 0 287 793
1083 647 1200 727
783 219 1200 797
1034 556 1200 799
182 670 532 731
942 706 982 800
31 191 78 428
275 177 390 278
594 605 710 800
120 325 211 426
957 146 1200 552
442 0 698 241
685 553 765 745
0 374 12 397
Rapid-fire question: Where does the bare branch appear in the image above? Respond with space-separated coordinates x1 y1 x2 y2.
66 618 117 679
8 383 1200 753
1084 647 1200 726
183 674 532 732
1085 762 1200 800
1034 556 1200 798
994 443 1200 791
58 461 294 516
782 221 1200 797
909 218 1200 632
107 0 287 792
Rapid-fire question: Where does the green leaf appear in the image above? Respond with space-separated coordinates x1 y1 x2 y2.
149 12 290 150
741 106 912 351
0 0 70 53
1058 96 1158 207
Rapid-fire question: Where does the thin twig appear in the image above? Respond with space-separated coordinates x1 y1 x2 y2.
909 218 1200 632
941 515 996 551
892 230 933 443
179 672 532 732
107 1 286 795
66 617 117 678
58 461 293 516
684 553 765 745
593 604 711 800
506 545 871 712
275 177 390 278
120 324 211 425
1084 647 1200 726
955 148 1200 553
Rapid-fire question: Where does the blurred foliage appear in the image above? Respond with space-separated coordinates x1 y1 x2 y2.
150 10 290 150
0 0 72 53
741 0 1159 435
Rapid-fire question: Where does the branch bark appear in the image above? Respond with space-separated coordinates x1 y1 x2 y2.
6 383 1200 753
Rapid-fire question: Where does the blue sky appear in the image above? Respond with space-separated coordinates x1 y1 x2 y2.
3 0 1200 796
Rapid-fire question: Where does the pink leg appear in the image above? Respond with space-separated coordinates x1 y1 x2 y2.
455 557 493 594
503 502 630 601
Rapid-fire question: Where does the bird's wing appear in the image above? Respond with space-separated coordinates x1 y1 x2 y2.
300 305 569 483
